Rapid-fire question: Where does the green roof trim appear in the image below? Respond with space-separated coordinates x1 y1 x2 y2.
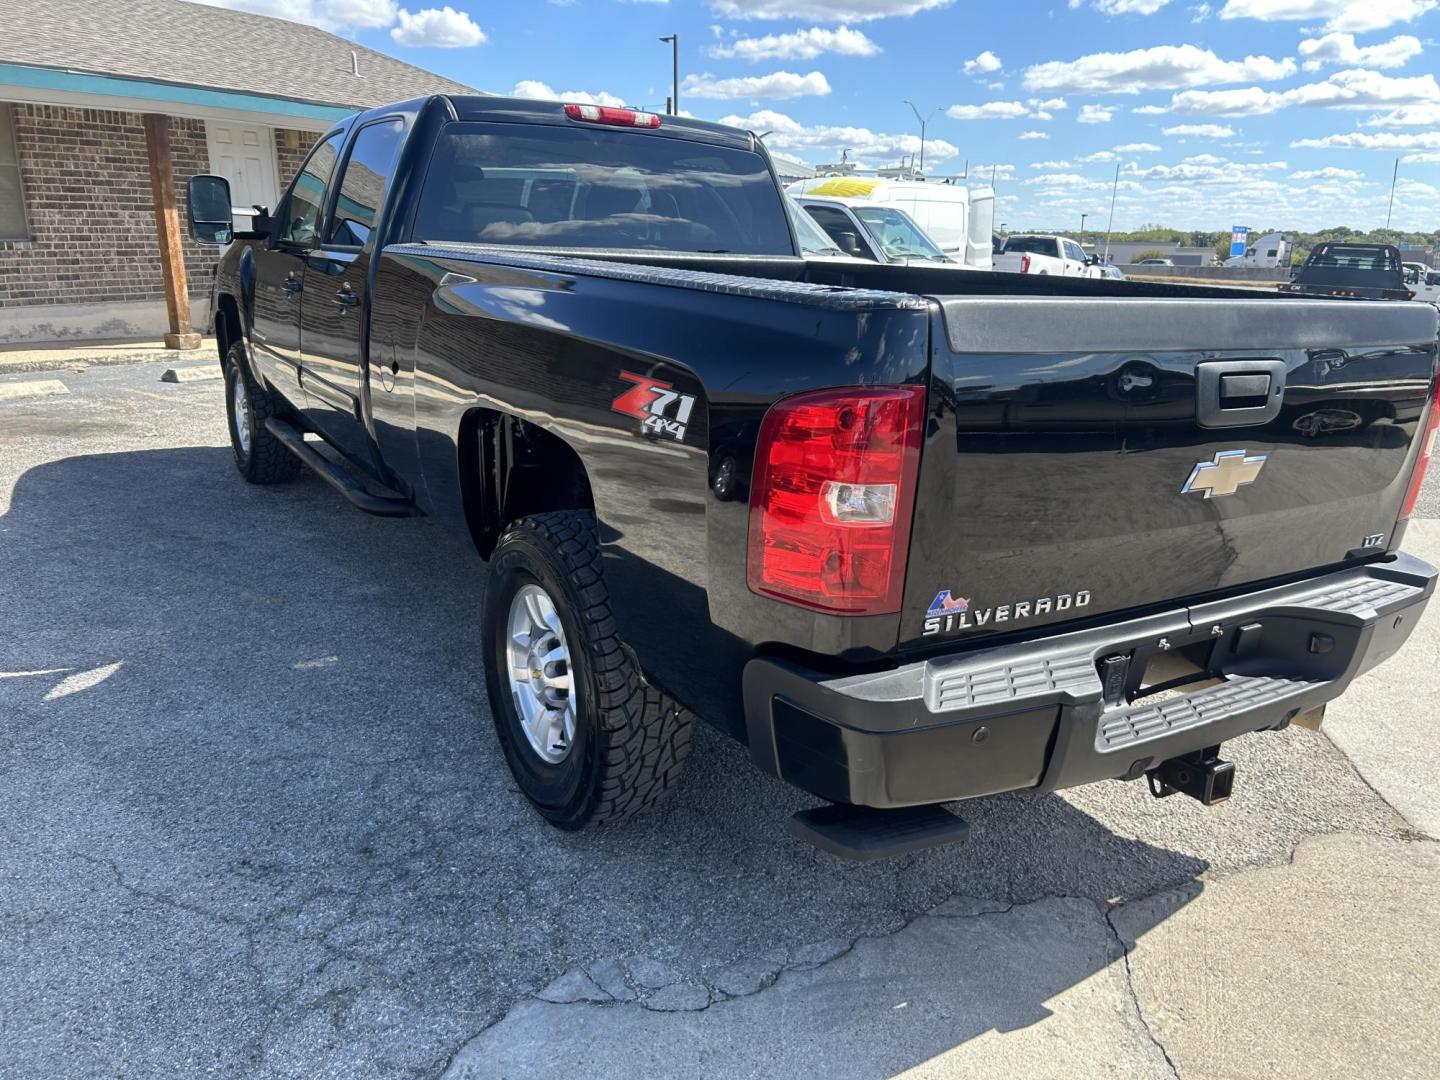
0 63 353 121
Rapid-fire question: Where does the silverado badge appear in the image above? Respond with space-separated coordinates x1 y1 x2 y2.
923 589 1091 636
1181 449 1267 499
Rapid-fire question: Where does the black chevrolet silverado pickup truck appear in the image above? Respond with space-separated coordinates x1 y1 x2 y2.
186 96 1439 860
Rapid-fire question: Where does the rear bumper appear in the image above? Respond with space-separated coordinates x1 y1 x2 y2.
744 553 1436 809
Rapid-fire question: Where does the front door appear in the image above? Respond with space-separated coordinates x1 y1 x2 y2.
249 131 342 400
205 120 280 231
297 117 406 468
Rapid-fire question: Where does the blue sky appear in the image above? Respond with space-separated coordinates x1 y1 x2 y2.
207 1 1439 231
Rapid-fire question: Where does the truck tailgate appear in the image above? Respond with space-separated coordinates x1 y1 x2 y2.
902 296 1438 648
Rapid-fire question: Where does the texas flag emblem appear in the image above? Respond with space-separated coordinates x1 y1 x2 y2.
927 590 970 617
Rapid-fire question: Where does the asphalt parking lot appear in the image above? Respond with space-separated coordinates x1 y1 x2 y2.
2 357 1438 1079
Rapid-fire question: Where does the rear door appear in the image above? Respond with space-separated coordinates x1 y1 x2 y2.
297 116 407 466
900 295 1438 649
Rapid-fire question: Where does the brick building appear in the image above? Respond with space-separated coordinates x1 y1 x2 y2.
0 0 473 345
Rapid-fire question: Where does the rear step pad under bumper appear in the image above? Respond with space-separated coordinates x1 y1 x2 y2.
788 804 970 862
263 418 416 517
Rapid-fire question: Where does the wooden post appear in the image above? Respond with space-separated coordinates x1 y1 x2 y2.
142 113 201 350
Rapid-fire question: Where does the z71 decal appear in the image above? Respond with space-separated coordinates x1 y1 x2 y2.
612 371 696 443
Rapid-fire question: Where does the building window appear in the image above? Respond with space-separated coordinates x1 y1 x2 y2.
0 104 29 241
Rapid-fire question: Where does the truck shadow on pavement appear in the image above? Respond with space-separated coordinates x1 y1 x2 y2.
1 446 1207 1079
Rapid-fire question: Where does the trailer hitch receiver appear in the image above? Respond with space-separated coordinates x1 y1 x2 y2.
1147 745 1234 806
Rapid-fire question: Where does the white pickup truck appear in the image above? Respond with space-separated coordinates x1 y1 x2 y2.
994 234 1097 277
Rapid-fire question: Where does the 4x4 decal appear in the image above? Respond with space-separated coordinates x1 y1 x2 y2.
612 371 695 443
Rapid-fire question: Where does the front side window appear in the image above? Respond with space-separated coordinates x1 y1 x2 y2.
280 132 342 246
0 104 29 241
327 119 405 249
413 122 792 255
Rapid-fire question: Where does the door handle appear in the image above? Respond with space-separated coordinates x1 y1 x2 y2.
283 276 303 294
1195 359 1286 429
335 287 360 310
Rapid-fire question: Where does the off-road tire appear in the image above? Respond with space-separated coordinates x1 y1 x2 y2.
224 341 301 485
483 511 692 829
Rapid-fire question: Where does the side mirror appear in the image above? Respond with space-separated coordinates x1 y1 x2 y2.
186 174 233 245
838 231 863 257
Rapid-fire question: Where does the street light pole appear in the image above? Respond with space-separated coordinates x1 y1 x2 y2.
659 35 679 116
1080 212 1088 239
903 100 937 175
1386 157 1399 230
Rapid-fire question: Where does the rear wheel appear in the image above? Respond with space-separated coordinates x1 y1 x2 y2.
483 511 691 829
224 341 301 485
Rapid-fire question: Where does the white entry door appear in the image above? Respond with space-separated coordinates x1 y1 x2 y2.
205 120 280 230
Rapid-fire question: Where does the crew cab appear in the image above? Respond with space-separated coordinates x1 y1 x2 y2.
994 233 1097 277
1281 242 1414 301
186 95 1439 861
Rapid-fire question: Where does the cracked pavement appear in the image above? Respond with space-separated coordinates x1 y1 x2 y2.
2 358 1438 1079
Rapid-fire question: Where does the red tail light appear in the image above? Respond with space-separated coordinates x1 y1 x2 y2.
1400 378 1439 520
564 103 661 128
747 386 926 615
1020 254 1032 274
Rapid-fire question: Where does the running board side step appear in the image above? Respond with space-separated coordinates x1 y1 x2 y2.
263 418 417 517
788 804 970 862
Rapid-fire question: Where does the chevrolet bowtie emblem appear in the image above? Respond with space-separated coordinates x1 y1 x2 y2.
1181 449 1268 498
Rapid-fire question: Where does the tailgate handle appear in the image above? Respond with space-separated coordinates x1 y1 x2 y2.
1195 359 1286 429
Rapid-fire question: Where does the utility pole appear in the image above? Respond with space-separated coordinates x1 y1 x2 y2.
659 35 678 115
1103 161 1121 262
1386 157 1399 230
1080 212 1088 239
903 100 937 175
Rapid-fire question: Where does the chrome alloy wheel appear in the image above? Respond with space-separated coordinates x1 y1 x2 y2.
232 374 252 454
505 583 576 764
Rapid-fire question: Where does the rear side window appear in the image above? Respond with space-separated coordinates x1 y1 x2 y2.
412 122 792 255
327 118 405 248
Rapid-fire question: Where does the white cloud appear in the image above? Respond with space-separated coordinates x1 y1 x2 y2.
1403 151 1440 163
708 0 953 21
946 97 1066 120
708 26 880 61
1167 69 1440 116
720 108 960 162
1290 166 1364 178
683 70 832 99
1025 172 1090 184
1023 44 1295 94
1093 0 1173 11
1298 33 1422 70
1364 103 1440 126
1292 130 1440 149
1163 122 1237 136
971 162 1018 179
1078 104 1116 123
196 0 398 31
1124 158 1286 182
1077 149 1118 162
1018 130 1050 140
1030 159 1073 167
511 80 627 108
964 50 1003 74
1113 141 1161 151
1218 0 1436 34
390 6 484 47
947 100 1031 119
